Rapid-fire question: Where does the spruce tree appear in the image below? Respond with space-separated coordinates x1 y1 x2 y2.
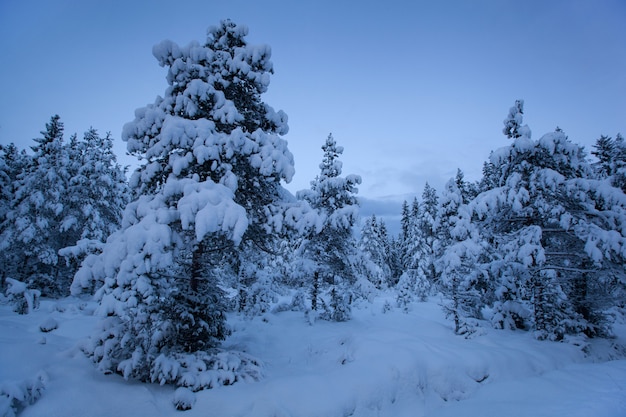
73 20 297 385
436 178 487 335
1 115 72 296
0 143 30 288
59 128 130 277
502 99 531 140
473 110 626 339
297 133 361 320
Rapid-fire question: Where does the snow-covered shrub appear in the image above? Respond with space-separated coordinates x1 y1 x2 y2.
4 278 40 315
237 269 281 318
318 286 352 322
172 387 196 411
151 350 262 391
351 276 378 304
396 272 414 313
0 372 47 417
272 289 308 313
396 270 430 312
39 317 58 333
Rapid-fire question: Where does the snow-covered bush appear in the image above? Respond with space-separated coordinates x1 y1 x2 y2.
39 317 58 333
172 387 195 411
0 372 47 417
4 278 40 315
152 350 262 391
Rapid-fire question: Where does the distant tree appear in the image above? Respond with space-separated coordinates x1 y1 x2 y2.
59 128 130 278
592 133 626 192
359 215 392 287
454 169 477 204
479 156 499 191
397 199 414 271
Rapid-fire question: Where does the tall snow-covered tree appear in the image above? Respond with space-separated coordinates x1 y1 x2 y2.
411 183 439 281
397 183 439 307
72 20 302 386
58 128 130 278
297 133 361 319
436 178 488 335
358 215 392 288
0 115 73 296
473 122 626 340
0 143 30 287
0 144 28 232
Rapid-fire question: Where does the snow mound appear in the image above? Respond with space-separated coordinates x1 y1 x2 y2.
172 387 195 411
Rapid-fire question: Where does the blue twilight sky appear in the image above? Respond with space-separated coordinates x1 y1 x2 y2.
1 0 625 230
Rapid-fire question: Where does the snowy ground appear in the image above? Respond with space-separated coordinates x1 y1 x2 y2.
1 295 625 417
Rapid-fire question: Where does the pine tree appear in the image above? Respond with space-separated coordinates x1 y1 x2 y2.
0 143 30 288
592 133 626 192
73 20 298 385
1 115 72 296
502 99 531 140
474 119 626 339
59 128 130 278
436 178 487 335
358 215 392 287
297 133 361 320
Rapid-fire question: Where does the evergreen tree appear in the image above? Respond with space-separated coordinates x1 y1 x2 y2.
73 20 300 385
1 115 72 296
0 143 30 288
502 99 531 140
297 133 361 320
592 133 626 192
473 123 626 340
479 155 499 191
359 215 393 288
59 128 130 278
436 178 487 335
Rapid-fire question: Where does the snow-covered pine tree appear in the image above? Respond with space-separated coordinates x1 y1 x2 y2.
502 99 531 140
1 115 73 296
592 133 626 192
479 154 499 191
72 20 299 386
297 133 361 319
358 215 392 288
59 128 130 280
0 143 30 288
473 112 626 340
412 183 439 289
397 199 412 268
436 178 488 335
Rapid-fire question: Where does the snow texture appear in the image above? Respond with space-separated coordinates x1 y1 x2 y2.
1 296 625 416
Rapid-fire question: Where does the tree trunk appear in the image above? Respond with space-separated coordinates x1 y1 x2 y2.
190 240 204 292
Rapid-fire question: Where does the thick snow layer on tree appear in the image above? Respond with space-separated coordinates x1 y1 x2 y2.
1 296 625 416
